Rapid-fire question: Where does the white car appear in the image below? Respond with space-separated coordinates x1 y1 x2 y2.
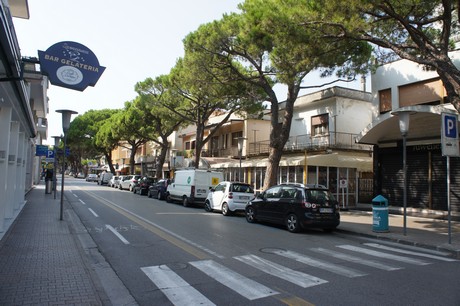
204 181 254 216
108 175 120 187
119 175 141 191
86 174 98 182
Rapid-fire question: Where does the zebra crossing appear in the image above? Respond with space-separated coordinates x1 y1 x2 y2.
141 243 457 305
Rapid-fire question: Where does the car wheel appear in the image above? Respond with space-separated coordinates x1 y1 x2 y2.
204 201 212 212
157 191 162 200
183 196 190 207
166 193 172 203
222 203 231 216
286 213 300 233
245 206 256 223
147 190 152 198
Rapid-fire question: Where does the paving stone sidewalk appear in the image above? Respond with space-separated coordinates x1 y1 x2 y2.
0 184 105 305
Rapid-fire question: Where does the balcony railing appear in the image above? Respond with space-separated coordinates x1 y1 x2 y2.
248 131 372 155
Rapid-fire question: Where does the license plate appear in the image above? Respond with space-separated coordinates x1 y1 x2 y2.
239 196 250 200
320 208 333 213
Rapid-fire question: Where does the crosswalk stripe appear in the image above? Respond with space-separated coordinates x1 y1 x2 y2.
337 245 431 265
363 243 459 262
268 249 367 278
311 248 402 271
234 254 328 288
190 260 279 300
141 265 215 306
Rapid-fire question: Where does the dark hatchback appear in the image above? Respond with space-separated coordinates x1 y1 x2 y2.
148 179 170 200
245 183 340 233
133 176 157 195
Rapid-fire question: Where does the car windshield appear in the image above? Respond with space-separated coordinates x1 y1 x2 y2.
305 189 336 204
231 183 254 193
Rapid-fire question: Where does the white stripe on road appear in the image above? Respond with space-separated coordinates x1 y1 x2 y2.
141 265 215 306
311 247 402 271
234 255 327 288
190 260 278 300
88 208 99 217
337 245 430 265
363 243 458 262
105 224 130 245
268 249 366 278
79 199 86 205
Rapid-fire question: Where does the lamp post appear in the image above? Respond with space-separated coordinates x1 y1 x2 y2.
51 136 62 200
392 110 415 236
56 109 78 221
171 149 177 178
237 137 246 182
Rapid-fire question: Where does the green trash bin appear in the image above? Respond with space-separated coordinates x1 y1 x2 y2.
372 195 389 232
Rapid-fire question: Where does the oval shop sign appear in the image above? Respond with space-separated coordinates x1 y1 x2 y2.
38 41 105 91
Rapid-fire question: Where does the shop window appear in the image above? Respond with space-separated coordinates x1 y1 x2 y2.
311 114 329 136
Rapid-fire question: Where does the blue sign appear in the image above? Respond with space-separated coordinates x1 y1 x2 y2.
444 114 457 138
47 150 55 159
38 41 105 91
35 145 49 156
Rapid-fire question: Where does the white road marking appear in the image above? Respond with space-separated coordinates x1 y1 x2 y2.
234 254 327 288
88 208 99 217
269 249 366 277
337 245 431 265
79 199 86 205
190 260 278 300
311 247 402 271
79 189 225 258
105 224 130 245
363 243 458 262
141 265 215 306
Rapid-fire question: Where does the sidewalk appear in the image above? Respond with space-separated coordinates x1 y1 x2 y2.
0 183 459 305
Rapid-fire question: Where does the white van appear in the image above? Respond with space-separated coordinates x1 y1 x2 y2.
97 172 113 185
166 169 223 207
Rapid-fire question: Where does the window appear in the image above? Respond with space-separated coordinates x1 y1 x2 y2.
185 142 191 150
379 88 392 113
311 114 329 136
214 183 226 192
232 131 243 147
399 78 446 106
265 186 281 199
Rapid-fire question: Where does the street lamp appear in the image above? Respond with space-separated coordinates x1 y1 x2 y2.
56 109 78 221
51 135 62 200
171 149 177 178
392 110 415 236
237 137 246 182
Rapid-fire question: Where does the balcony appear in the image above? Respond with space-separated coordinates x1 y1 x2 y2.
248 131 372 156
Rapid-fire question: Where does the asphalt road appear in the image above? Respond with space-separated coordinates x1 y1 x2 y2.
67 178 460 306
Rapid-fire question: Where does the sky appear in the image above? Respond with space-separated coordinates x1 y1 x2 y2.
13 0 368 145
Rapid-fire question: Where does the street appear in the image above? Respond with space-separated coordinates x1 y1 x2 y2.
67 178 460 306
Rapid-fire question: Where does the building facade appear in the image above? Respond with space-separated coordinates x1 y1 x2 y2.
0 0 49 235
357 55 460 214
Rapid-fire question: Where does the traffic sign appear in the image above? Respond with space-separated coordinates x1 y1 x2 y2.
441 113 460 157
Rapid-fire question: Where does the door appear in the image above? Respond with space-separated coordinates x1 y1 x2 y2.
209 182 227 210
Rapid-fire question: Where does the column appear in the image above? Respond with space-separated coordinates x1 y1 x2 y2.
0 107 12 231
6 121 19 218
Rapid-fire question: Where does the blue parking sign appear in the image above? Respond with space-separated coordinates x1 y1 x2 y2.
442 113 459 157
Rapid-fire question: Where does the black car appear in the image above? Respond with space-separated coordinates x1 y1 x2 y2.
148 179 170 200
245 183 340 233
133 176 157 195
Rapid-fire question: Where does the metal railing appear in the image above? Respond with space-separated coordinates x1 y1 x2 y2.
248 131 372 155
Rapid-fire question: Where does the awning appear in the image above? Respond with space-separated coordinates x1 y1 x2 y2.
208 153 372 172
356 105 457 145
